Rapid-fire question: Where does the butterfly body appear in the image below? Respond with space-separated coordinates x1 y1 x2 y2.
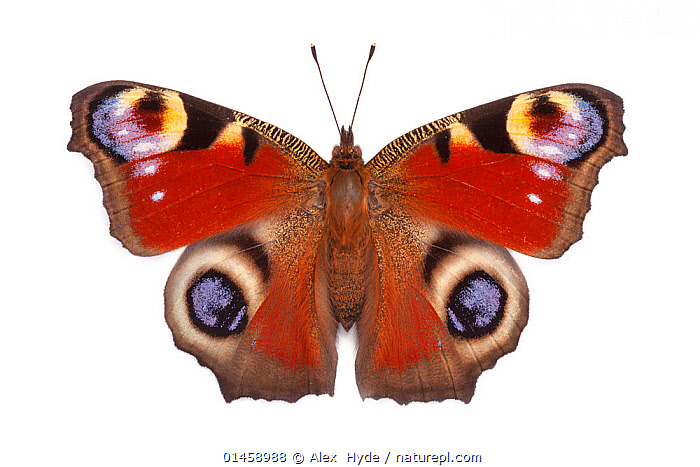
68 78 626 404
321 127 374 329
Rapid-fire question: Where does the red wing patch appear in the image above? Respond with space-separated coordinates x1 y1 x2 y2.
107 136 315 254
376 137 577 258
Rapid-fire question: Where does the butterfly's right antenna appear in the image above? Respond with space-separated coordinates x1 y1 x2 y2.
311 44 341 136
350 43 375 130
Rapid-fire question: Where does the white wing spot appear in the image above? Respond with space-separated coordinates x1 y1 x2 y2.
531 162 563 181
132 159 162 178
151 190 165 202
535 165 552 179
528 193 542 204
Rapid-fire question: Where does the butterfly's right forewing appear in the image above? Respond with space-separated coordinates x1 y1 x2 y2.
68 81 328 256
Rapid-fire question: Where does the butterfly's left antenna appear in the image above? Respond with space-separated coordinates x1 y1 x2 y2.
311 44 341 136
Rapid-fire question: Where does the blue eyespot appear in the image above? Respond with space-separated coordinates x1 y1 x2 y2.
446 271 506 338
187 270 248 337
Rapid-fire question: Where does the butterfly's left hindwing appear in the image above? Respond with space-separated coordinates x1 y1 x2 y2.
68 81 327 256
355 211 528 403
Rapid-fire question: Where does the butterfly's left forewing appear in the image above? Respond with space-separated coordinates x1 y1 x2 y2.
368 84 627 259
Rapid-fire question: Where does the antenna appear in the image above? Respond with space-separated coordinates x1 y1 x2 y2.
350 43 375 129
310 44 341 136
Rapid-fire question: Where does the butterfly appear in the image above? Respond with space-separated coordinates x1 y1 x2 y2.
67 49 626 404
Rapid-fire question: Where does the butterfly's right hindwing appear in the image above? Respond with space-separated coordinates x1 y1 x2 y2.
165 213 338 402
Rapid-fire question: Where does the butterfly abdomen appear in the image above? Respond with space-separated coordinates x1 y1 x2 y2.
320 161 377 329
325 245 371 330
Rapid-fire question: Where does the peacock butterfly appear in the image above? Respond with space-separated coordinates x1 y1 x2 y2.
67 46 626 404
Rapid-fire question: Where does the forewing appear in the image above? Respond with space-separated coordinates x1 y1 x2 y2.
68 81 327 256
367 84 626 259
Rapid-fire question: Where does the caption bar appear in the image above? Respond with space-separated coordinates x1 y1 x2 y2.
223 452 482 464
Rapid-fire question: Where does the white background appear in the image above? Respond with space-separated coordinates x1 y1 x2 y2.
2 1 698 465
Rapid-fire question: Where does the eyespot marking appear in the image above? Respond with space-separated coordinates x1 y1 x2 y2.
446 271 506 339
91 88 187 161
186 269 248 337
507 90 604 164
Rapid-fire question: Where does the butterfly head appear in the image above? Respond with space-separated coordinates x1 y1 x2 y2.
331 125 362 167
